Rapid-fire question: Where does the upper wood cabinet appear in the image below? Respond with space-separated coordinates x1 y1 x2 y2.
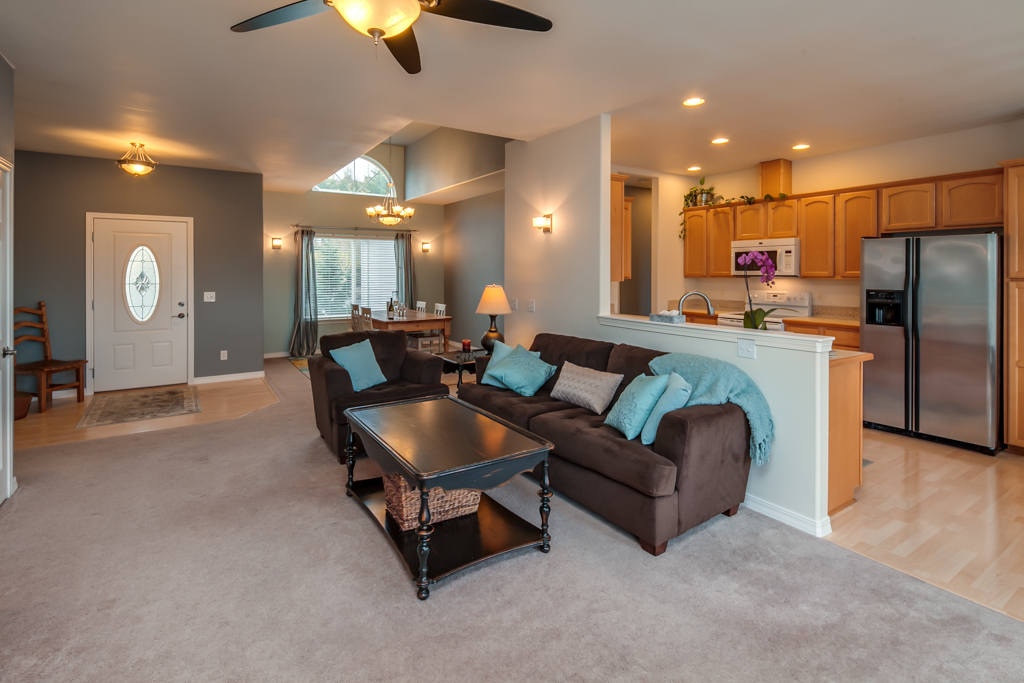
835 191 878 279
708 207 735 277
941 174 1003 228
683 208 708 278
1008 166 1024 280
798 195 835 278
623 197 634 281
610 174 628 282
881 183 936 232
766 199 799 238
734 204 765 240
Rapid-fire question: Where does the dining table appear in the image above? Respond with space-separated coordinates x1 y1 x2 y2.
370 310 452 351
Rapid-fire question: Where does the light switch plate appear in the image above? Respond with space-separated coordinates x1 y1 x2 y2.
737 339 756 359
204 292 216 302
220 350 228 360
527 300 536 313
509 298 518 311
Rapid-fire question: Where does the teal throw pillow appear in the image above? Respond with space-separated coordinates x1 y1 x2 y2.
605 374 670 440
485 345 556 397
481 340 541 390
328 339 387 392
640 372 693 445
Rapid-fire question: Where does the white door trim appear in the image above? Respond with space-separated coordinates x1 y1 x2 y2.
85 213 195 395
1 157 15 503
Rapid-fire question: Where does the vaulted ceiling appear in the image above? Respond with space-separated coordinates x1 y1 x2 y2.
1 0 1022 192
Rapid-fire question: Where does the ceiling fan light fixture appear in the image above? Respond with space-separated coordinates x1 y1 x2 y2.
116 142 157 176
333 0 421 39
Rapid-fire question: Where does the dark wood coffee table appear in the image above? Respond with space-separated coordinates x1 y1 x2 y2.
344 395 554 600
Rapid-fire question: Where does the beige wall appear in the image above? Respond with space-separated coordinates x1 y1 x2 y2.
405 127 508 200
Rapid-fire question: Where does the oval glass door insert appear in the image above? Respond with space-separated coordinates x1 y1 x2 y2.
124 245 160 323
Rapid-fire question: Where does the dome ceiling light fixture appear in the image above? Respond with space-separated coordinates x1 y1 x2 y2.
682 97 705 107
792 143 810 150
711 138 729 145
116 143 157 176
231 0 553 75
365 138 415 226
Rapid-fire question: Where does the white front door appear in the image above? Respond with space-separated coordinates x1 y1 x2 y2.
93 217 188 391
0 162 14 503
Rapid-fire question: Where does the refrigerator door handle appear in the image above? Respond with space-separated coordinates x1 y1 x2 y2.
903 238 914 432
911 238 921 433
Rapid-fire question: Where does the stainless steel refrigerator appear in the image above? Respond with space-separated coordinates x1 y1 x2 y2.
860 234 1000 454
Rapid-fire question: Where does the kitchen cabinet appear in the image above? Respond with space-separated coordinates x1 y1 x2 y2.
610 173 628 282
683 312 718 325
1008 165 1024 279
835 190 878 279
708 207 735 277
1007 281 1024 449
734 204 765 240
783 317 861 350
941 173 1003 228
623 197 634 280
798 195 835 278
881 183 936 232
766 199 799 238
828 351 873 514
683 207 708 278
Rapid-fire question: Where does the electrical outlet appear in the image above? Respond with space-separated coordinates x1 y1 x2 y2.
737 339 756 359
527 300 536 313
816 291 824 303
204 292 216 303
220 350 228 361
509 298 518 311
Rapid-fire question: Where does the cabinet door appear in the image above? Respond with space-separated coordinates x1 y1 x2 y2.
623 197 633 280
766 199 799 238
942 173 1003 228
1007 281 1024 448
798 195 835 278
881 183 936 232
734 204 765 240
610 174 628 282
683 208 708 278
1008 166 1024 279
835 190 878 279
708 207 735 277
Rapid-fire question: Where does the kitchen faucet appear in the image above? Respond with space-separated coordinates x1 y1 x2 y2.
678 291 715 316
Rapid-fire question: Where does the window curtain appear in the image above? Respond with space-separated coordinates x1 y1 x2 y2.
289 228 318 357
394 232 416 306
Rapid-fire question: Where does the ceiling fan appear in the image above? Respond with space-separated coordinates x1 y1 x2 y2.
231 0 553 75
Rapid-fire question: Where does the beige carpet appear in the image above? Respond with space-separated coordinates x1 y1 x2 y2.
2 359 1024 682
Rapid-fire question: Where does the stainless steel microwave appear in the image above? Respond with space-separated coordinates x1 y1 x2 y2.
730 238 800 277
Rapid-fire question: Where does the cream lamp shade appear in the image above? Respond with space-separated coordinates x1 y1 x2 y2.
476 284 511 352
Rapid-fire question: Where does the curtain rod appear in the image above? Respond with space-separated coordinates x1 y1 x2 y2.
293 224 418 233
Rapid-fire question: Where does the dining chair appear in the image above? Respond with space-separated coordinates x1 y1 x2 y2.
416 301 426 313
350 304 363 331
360 307 374 332
409 303 446 353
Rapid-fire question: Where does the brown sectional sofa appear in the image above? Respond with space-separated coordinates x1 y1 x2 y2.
458 333 752 555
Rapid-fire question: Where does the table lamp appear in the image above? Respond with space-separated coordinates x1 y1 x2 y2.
475 284 512 353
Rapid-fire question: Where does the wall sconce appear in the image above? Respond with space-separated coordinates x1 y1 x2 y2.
421 242 431 252
271 238 282 249
533 214 553 233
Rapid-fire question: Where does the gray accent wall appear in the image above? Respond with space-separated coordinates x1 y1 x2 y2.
405 128 509 200
619 186 652 315
443 190 505 346
13 151 264 380
0 54 12 162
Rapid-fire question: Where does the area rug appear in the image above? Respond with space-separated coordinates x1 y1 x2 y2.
289 357 309 377
76 386 201 428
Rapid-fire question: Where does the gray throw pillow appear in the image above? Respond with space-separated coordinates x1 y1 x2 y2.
550 361 624 414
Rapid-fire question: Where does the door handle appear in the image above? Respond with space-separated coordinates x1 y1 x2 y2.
2 347 15 358
173 313 185 319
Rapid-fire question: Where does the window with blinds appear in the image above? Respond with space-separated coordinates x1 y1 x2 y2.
313 235 398 319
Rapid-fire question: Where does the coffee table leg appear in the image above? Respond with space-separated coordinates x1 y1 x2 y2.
416 486 433 600
539 458 552 553
345 425 355 497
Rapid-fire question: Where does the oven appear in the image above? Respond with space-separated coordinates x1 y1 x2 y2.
730 238 800 277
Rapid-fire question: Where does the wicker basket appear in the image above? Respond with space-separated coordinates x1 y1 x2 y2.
383 473 481 532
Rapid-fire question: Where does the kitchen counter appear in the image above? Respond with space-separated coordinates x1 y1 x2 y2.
783 315 860 329
830 349 872 367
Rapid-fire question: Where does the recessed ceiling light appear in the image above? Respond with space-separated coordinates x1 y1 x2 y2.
711 138 729 145
688 166 701 171
682 98 705 107
792 144 810 150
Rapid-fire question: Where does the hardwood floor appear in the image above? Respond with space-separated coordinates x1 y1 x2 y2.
828 428 1024 622
14 378 278 450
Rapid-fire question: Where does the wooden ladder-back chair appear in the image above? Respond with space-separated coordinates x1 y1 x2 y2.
14 302 88 413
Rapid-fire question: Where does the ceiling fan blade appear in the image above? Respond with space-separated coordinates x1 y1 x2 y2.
422 0 553 32
231 0 332 33
383 27 422 75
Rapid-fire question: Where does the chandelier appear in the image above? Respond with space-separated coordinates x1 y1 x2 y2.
116 142 158 176
365 137 414 226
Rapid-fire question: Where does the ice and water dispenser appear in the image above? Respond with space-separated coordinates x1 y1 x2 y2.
865 290 903 326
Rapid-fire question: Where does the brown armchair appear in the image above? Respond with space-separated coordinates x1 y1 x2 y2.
309 330 448 482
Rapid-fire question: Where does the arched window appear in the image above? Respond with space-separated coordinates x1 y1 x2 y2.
312 157 392 196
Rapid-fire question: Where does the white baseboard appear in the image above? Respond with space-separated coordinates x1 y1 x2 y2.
31 389 78 402
190 371 266 385
264 352 291 358
742 494 832 538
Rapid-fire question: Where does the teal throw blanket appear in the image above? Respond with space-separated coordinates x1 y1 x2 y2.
648 353 774 466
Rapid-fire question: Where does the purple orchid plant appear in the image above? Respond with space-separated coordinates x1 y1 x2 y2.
737 250 780 330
